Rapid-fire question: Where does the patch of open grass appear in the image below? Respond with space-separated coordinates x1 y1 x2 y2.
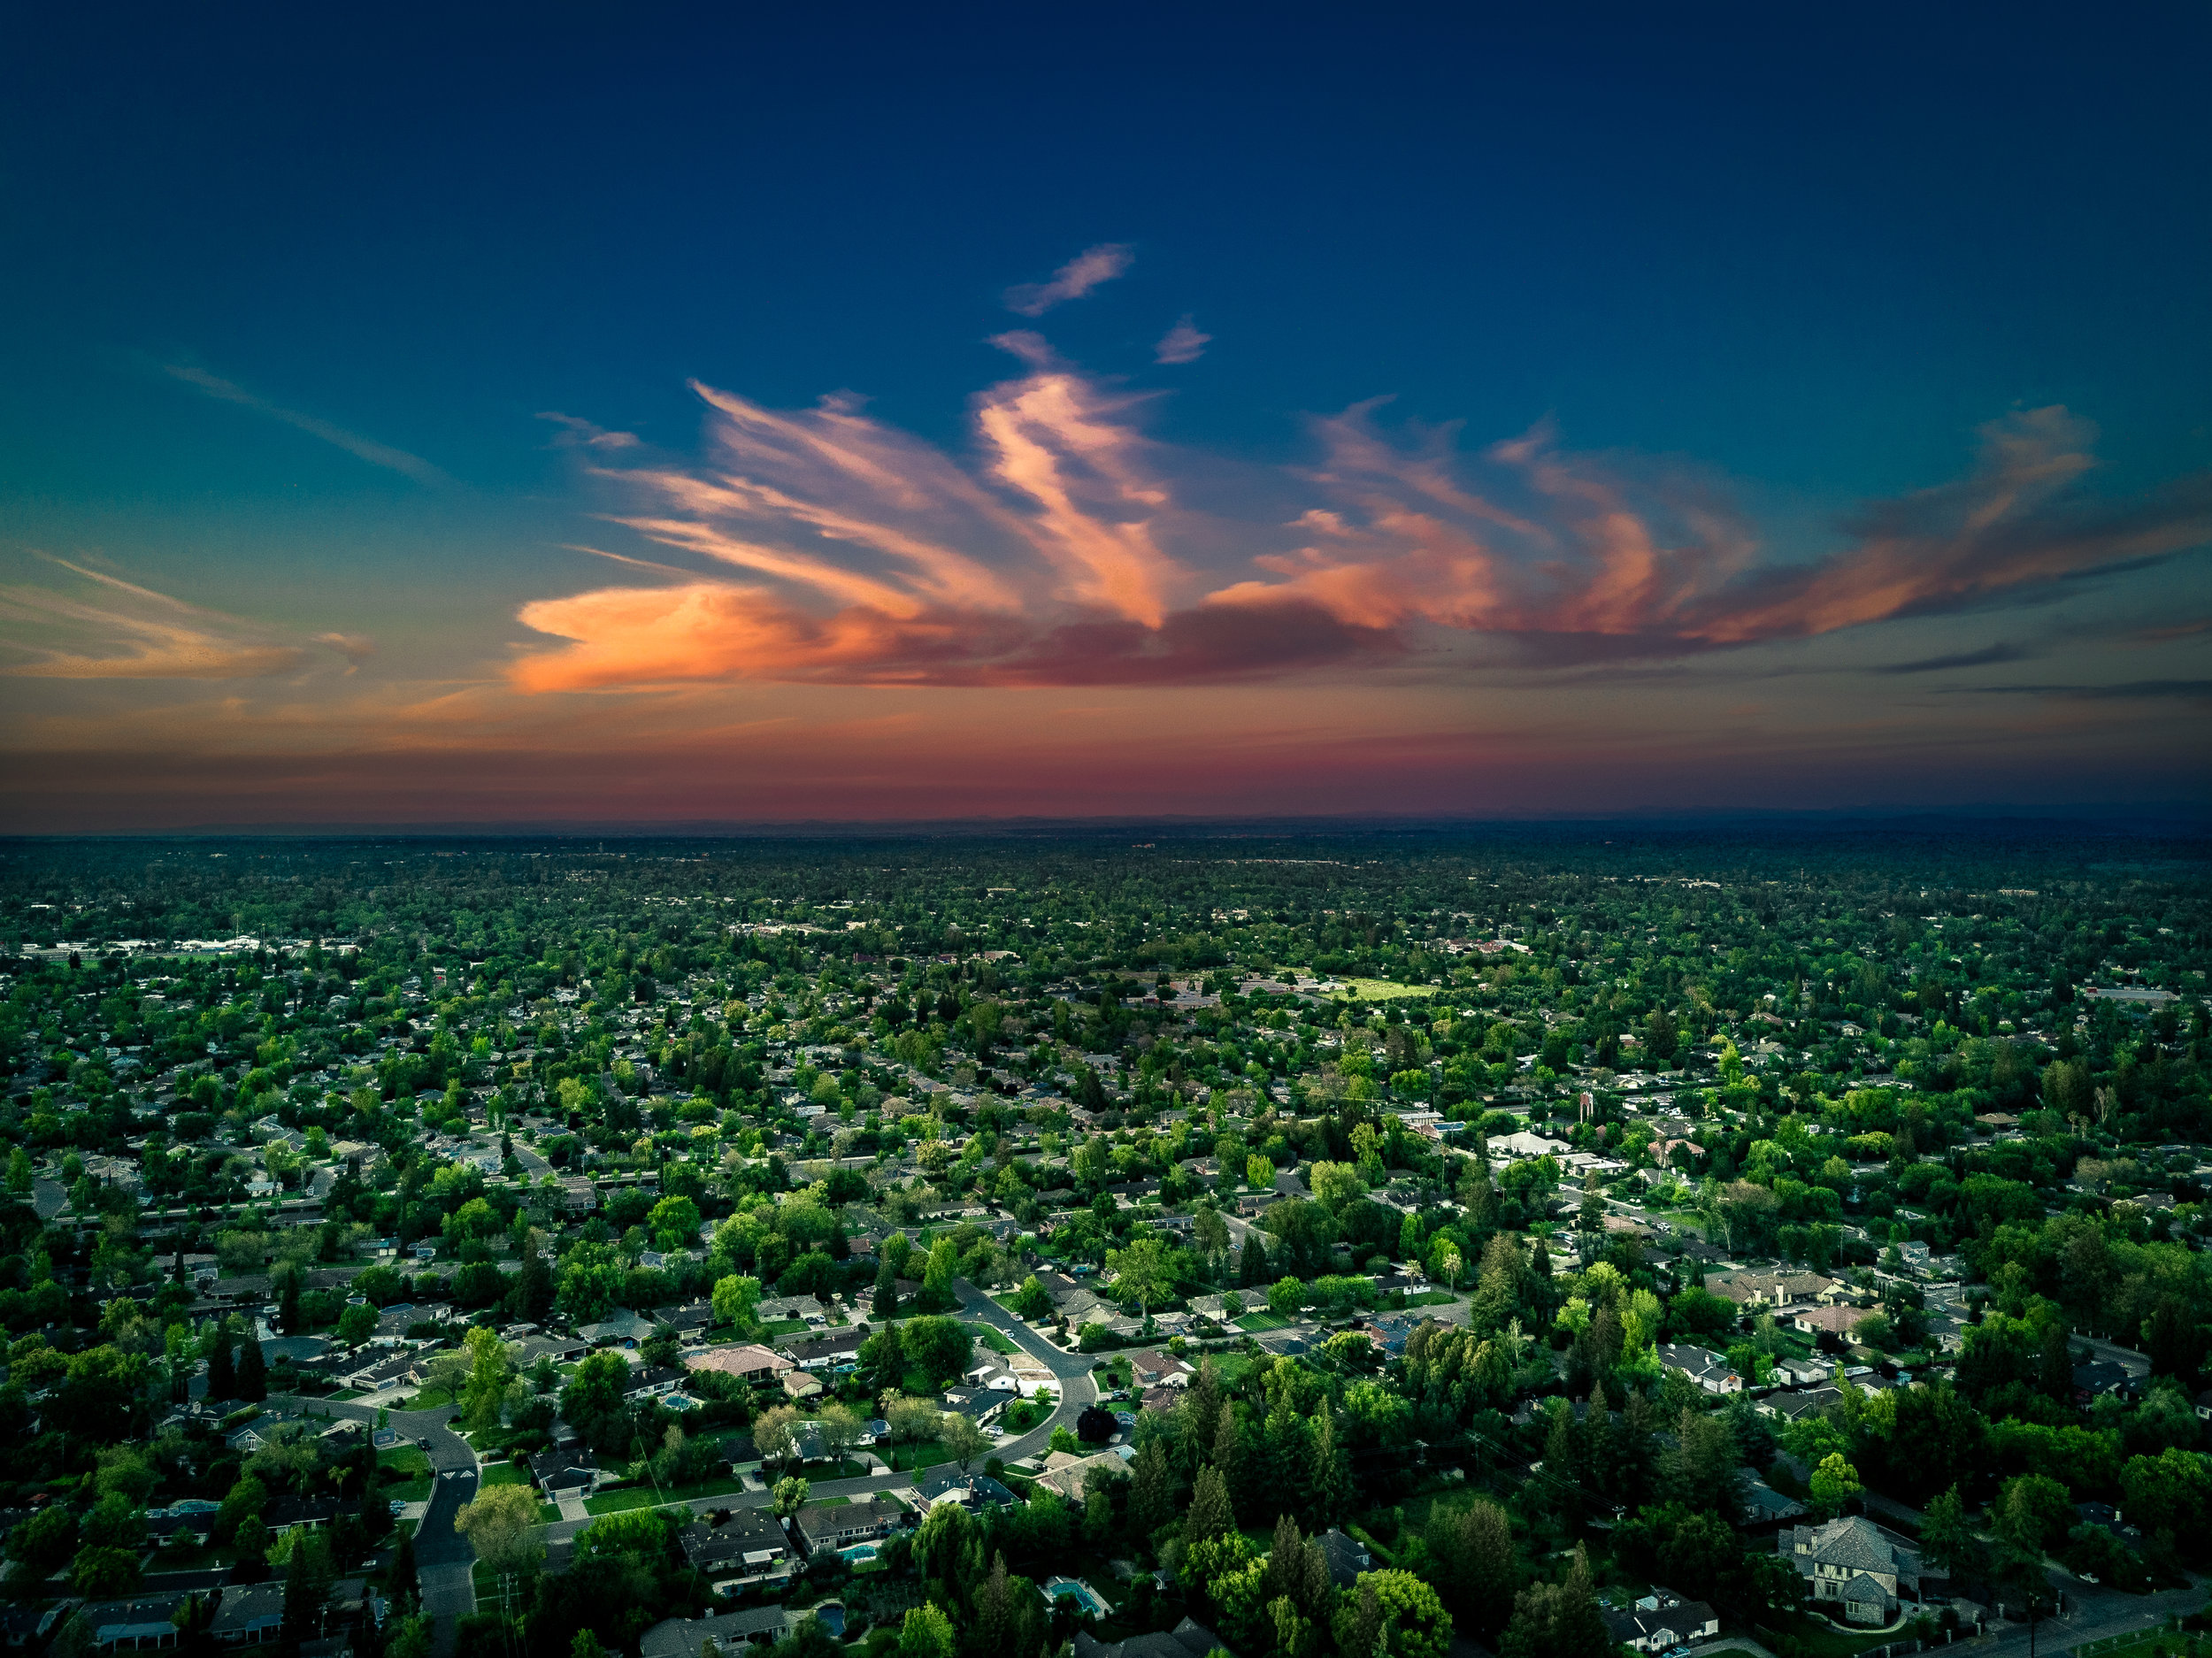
580 1474 748 1515
478 1463 528 1488
1336 979 1440 1002
1234 1310 1294 1332
968 1324 1018 1355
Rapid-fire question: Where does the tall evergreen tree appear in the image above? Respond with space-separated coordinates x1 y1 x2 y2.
1211 1409 1246 1519
206 1329 235 1401
388 1525 419 1608
1307 1398 1352 1529
1131 1436 1178 1538
1184 1463 1233 1544
237 1334 267 1403
1240 1235 1270 1288
873 1257 900 1319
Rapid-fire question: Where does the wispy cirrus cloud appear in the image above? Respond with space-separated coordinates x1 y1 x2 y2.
1003 244 1133 316
0 558 310 679
165 365 450 484
509 326 2212 695
1156 316 1211 364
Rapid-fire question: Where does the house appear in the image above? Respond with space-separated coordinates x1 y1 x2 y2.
622 1364 687 1402
639 1607 791 1658
1124 1349 1194 1390
527 1448 601 1500
210 1582 286 1646
1740 1469 1809 1526
1708 1270 1845 1310
511 1333 588 1367
1655 1343 1743 1394
2073 1360 2137 1406
1757 1386 1843 1424
779 1370 825 1401
687 1344 793 1384
1492 1129 1570 1161
339 1351 418 1393
262 1494 345 1536
1314 1527 1372 1588
782 1329 866 1372
916 1469 1018 1509
1601 1591 1720 1653
1778 1514 1939 1624
1071 1617 1227 1658
1031 1450 1129 1502
81 1594 192 1651
1793 1305 1865 1341
792 1493 907 1554
679 1510 794 1593
577 1309 657 1348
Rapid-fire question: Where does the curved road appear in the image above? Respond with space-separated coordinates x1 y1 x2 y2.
275 1394 480 1650
537 1280 1100 1551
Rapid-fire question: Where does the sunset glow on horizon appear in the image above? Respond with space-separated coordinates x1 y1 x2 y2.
3 7 2207 830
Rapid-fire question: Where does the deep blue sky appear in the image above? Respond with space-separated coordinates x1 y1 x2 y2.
9 4 2206 505
1 4 2207 829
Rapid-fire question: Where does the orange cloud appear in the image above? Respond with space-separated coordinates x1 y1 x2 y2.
510 347 2212 695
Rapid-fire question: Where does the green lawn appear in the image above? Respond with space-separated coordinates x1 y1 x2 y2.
1756 1616 1916 1658
968 1324 1018 1355
581 1474 749 1515
1405 1290 1458 1307
885 1442 956 1473
1235 1310 1295 1332
763 1318 810 1339
379 1445 433 1501
2073 1630 2185 1658
478 1463 529 1488
1337 978 1440 1002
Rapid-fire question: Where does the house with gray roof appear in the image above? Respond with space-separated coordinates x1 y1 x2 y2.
1778 1514 1937 1624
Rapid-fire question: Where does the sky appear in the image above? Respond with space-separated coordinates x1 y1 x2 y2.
2 3 2208 832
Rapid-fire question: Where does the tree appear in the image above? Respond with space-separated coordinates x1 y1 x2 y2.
206 1326 236 1401
237 1333 267 1402
70 1545 142 1600
1308 1398 1352 1528
1011 1276 1051 1321
1185 1462 1234 1543
1107 1233 1177 1323
772 1478 810 1518
752 1404 803 1468
1132 1435 1179 1537
940 1413 988 1472
816 1401 864 1467
1426 1498 1514 1642
560 1351 630 1449
388 1524 419 1607
1332 1570 1452 1658
337 1303 379 1347
1809 1453 1862 1520
900 1316 972 1388
454 1483 547 1580
1497 1547 1610 1658
462 1325 511 1432
282 1528 335 1642
1919 1484 1980 1579
711 1274 763 1335
874 1259 901 1319
896 1606 956 1658
1993 1473 2073 1562
1269 1277 1304 1317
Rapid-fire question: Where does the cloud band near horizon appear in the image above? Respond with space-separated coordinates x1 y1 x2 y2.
506 353 2212 694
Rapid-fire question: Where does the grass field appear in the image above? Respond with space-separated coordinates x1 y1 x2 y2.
478 1463 528 1488
582 1475 749 1515
1337 979 1441 1002
379 1445 433 1501
969 1324 1018 1355
1235 1310 1295 1332
763 1318 810 1339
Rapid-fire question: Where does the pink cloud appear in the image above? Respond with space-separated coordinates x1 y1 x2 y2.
1002 244 1134 316
510 345 2212 695
1156 316 1211 364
